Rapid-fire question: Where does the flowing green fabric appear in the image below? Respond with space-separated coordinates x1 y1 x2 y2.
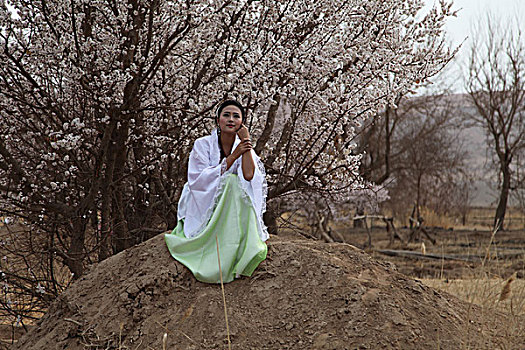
165 174 267 283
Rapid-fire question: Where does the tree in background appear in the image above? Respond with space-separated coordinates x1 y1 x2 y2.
511 148 525 228
0 0 455 323
359 91 468 224
465 16 525 230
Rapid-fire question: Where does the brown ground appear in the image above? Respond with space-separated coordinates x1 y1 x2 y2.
10 231 522 349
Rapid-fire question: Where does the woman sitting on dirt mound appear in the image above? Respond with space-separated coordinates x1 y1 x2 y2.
165 99 268 283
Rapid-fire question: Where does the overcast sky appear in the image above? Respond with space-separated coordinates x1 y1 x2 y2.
424 1 523 55
422 0 525 92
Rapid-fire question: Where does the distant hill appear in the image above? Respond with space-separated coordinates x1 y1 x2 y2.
457 124 499 207
439 93 501 207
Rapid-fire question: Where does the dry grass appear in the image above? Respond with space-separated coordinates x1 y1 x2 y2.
375 206 525 231
419 214 525 348
418 221 525 350
416 207 525 231
334 205 525 349
421 277 525 316
421 276 525 349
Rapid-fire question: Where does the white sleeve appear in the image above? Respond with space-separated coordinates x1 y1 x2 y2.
183 139 227 238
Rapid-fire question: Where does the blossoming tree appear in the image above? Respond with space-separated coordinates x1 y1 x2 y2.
0 0 455 321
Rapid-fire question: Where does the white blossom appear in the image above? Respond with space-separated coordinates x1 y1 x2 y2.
36 282 45 294
0 1 455 308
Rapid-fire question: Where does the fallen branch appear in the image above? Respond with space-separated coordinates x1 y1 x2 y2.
376 249 524 262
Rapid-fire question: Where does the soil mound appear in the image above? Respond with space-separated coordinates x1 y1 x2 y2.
14 234 502 349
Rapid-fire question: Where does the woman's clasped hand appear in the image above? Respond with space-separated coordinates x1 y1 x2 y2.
229 126 252 160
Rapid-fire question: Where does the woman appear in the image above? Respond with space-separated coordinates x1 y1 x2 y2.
165 100 268 283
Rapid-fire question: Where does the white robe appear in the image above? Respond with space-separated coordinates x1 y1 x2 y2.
177 129 269 241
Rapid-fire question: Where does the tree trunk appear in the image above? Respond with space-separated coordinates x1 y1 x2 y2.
354 207 365 228
416 174 422 217
99 130 117 261
254 95 280 154
374 104 392 184
263 209 278 235
65 217 86 279
99 192 112 261
112 119 131 253
494 162 511 230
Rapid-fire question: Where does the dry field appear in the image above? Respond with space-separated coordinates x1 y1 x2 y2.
2 210 524 349
415 206 525 231
12 234 523 349
329 217 525 349
422 278 525 349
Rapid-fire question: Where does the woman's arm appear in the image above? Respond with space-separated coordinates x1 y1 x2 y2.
240 141 255 181
225 139 254 179
236 125 255 181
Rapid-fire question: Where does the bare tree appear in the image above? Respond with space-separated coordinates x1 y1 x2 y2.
359 92 468 223
511 149 525 228
465 16 525 229
443 172 475 226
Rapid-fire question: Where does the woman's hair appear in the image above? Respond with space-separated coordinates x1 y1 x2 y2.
216 99 245 121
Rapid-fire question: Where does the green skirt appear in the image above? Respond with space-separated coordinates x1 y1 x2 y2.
165 174 267 283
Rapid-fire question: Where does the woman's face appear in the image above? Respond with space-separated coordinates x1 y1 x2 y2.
218 105 242 134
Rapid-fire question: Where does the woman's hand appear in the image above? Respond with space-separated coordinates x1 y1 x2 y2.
230 139 252 160
237 124 250 141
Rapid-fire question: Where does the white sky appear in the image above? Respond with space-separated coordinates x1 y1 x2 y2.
423 0 525 60
421 0 525 92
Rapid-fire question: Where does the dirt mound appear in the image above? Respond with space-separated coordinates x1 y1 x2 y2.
14 234 508 349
